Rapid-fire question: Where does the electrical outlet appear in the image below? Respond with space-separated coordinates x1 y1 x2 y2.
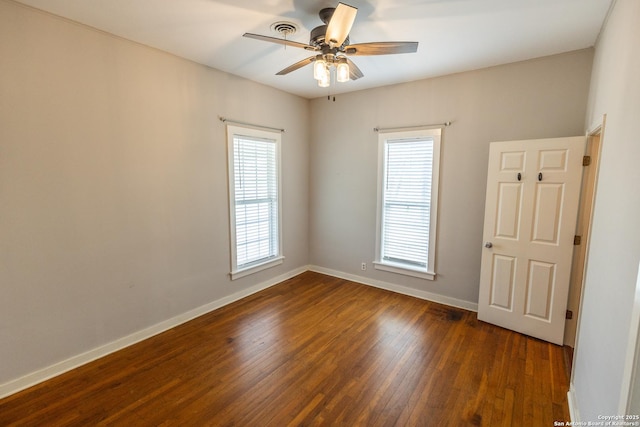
361 262 367 271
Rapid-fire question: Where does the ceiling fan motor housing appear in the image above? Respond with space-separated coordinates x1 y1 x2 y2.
310 25 327 46
311 7 350 49
310 25 350 49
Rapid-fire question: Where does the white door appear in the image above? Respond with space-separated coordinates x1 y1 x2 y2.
478 137 586 345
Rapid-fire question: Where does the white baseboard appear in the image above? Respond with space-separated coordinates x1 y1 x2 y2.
567 385 580 423
1 264 477 399
0 265 308 400
308 265 478 312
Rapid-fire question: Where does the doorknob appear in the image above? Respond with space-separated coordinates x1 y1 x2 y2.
484 242 493 248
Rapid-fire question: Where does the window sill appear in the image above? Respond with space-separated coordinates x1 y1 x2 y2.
230 256 285 280
373 261 436 281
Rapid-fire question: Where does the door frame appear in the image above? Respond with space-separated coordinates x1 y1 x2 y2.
564 126 603 348
569 115 605 387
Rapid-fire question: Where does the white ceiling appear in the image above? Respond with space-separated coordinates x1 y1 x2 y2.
13 0 612 99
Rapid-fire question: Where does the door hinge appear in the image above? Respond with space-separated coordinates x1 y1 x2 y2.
583 155 592 166
574 235 582 245
566 310 573 320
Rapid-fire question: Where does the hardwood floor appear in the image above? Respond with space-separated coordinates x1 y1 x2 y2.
0 271 570 426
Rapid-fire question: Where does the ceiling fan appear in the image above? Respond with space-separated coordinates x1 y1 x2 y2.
243 2 418 87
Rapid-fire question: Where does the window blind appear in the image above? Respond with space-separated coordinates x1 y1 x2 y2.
233 135 278 268
382 137 434 268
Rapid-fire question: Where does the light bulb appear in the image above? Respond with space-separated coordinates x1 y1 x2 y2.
318 67 330 87
336 61 350 83
313 58 327 80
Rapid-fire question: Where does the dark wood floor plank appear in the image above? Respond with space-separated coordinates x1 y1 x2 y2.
0 271 571 426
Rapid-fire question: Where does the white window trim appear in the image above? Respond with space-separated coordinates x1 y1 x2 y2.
374 127 442 280
230 256 284 281
226 124 284 281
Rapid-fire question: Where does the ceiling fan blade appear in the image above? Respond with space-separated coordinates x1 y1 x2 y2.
345 42 419 56
325 3 357 48
276 56 316 75
243 33 317 51
345 58 363 80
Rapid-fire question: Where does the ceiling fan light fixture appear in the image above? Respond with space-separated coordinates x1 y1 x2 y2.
244 3 419 90
313 57 327 80
336 60 350 82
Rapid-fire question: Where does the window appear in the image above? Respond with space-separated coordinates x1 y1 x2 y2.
374 128 442 280
227 125 283 280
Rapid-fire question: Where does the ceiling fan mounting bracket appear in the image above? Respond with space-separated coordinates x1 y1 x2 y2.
318 7 336 25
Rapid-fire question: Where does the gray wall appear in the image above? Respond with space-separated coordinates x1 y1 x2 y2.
0 0 309 386
572 0 640 420
309 50 594 305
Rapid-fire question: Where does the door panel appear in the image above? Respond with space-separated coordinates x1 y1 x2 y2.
531 183 564 244
495 183 523 239
539 149 568 171
524 260 555 320
490 255 516 310
478 137 585 345
501 151 526 170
